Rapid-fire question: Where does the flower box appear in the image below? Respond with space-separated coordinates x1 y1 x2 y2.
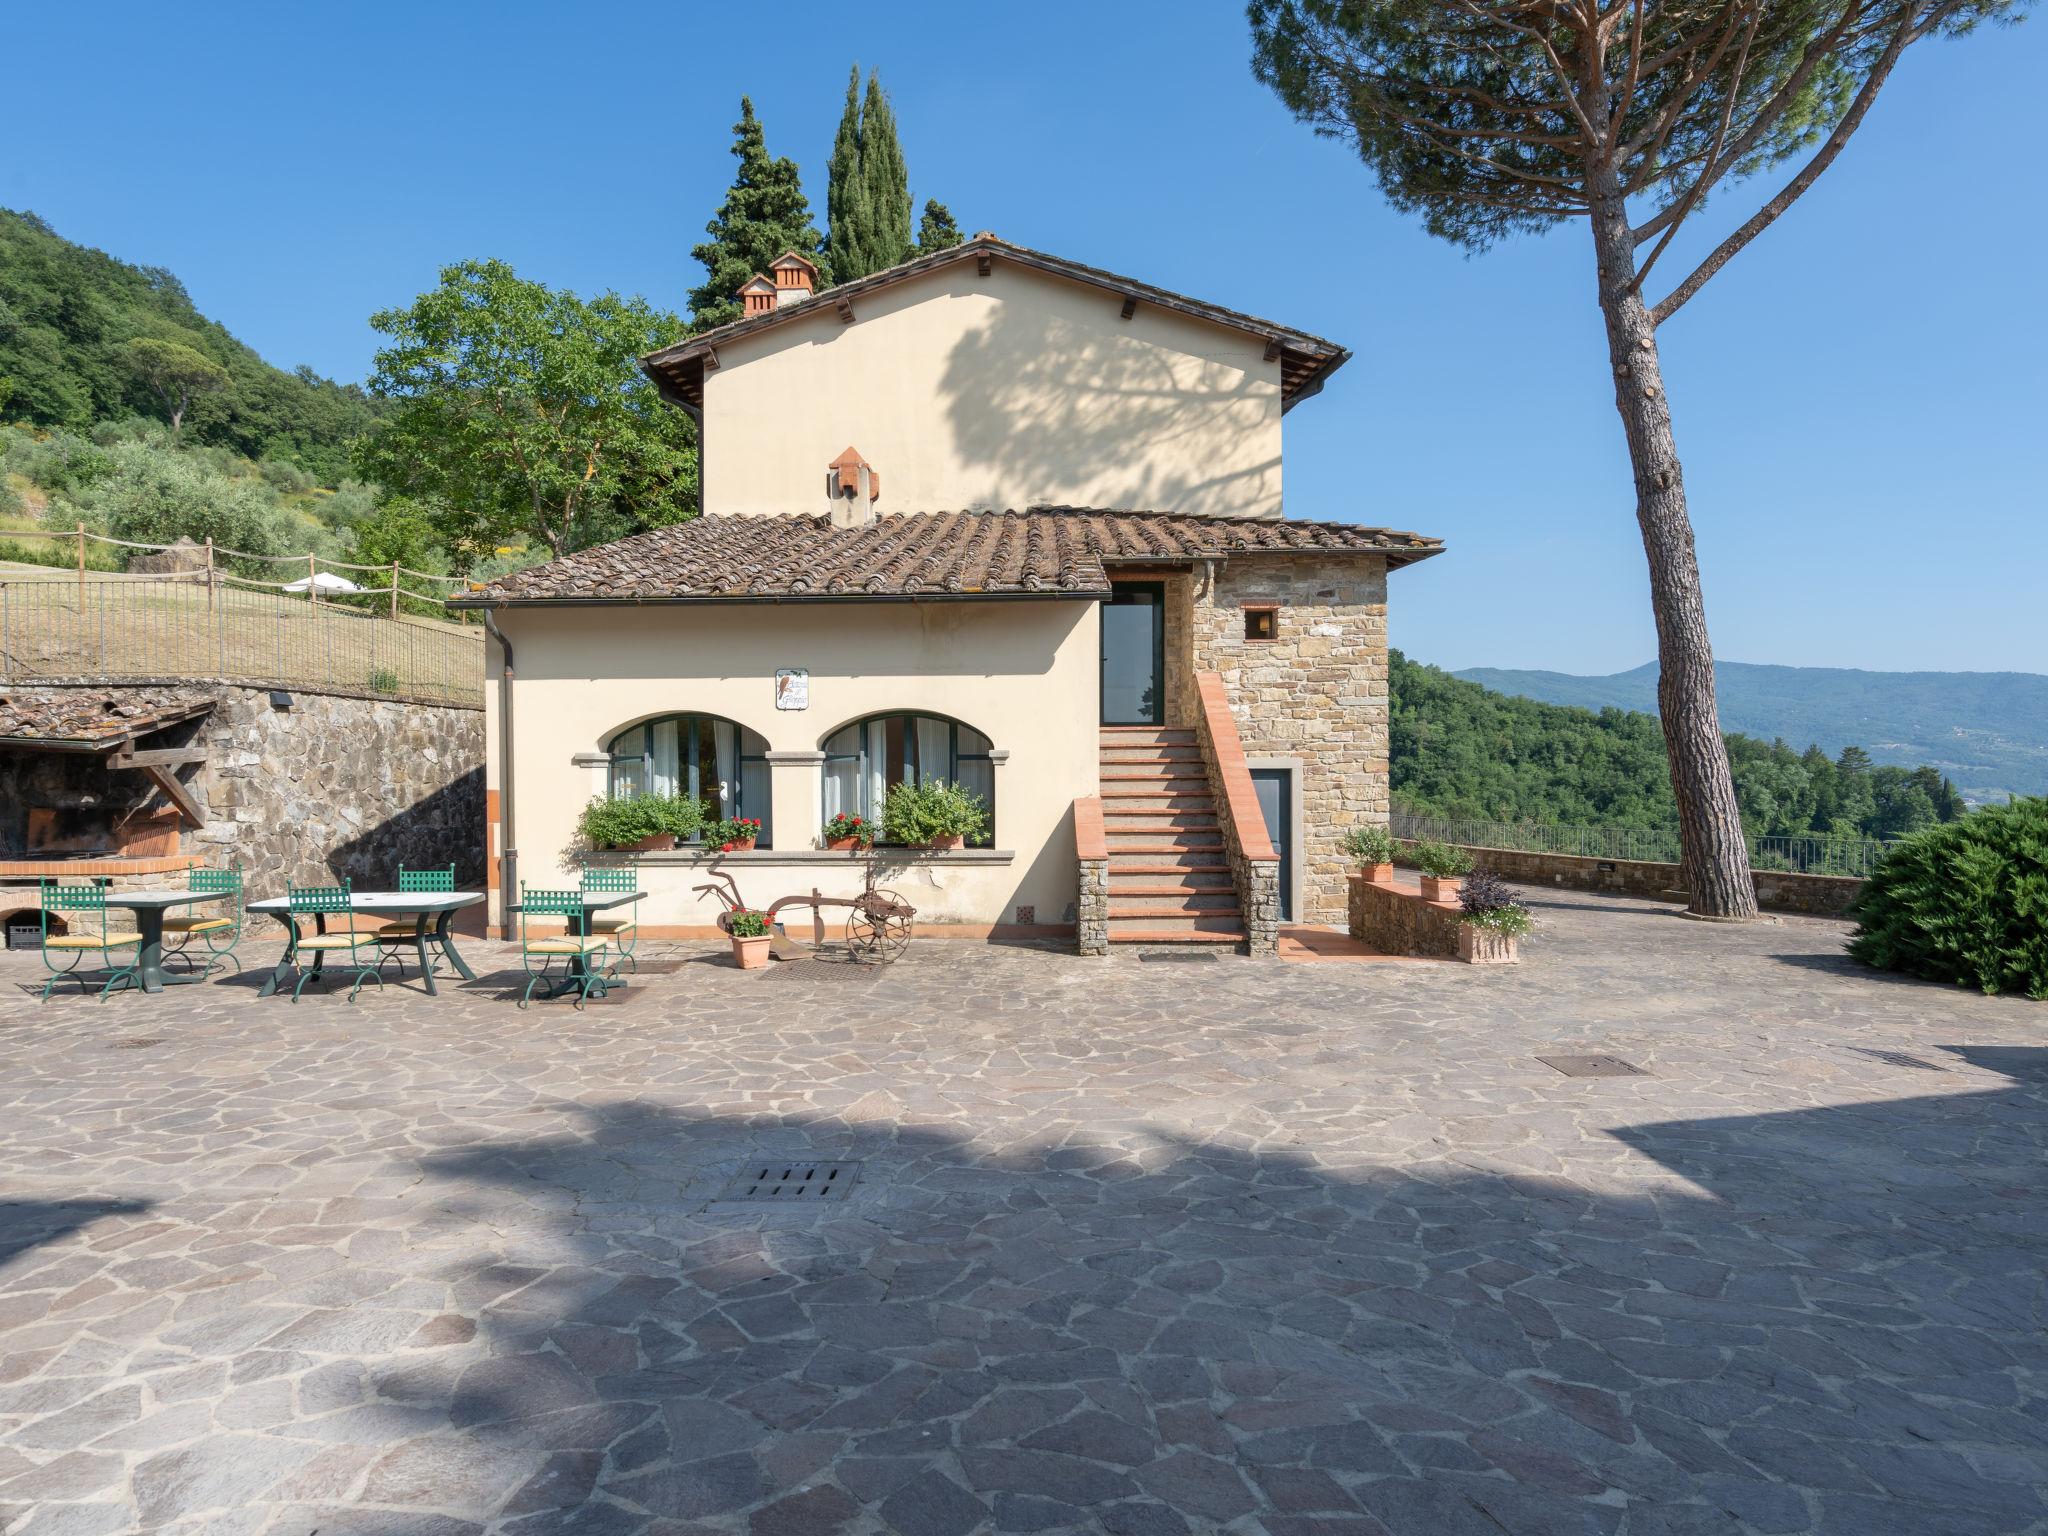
1364 862 1395 884
1420 875 1463 902
921 834 966 851
731 933 772 969
1458 926 1519 964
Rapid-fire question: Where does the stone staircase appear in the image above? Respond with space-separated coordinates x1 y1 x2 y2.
1099 726 1246 945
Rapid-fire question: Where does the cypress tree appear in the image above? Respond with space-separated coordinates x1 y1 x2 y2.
858 73 913 271
916 200 963 255
688 97 827 330
823 67 869 288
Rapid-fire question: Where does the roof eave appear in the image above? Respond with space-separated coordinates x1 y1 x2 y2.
449 588 1110 612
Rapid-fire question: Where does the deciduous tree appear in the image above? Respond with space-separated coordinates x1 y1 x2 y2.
1248 0 2025 918
356 259 698 561
123 336 228 437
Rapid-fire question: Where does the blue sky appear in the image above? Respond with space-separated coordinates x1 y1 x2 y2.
10 2 2043 675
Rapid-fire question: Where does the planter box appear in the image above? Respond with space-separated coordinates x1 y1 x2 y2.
1457 926 1519 965
627 834 676 853
715 837 758 853
921 834 966 851
1420 875 1463 902
1362 862 1395 884
731 934 772 969
824 836 866 852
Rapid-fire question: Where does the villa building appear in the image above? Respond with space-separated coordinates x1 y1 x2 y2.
456 234 1441 949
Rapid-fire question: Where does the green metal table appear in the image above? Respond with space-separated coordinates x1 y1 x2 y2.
249 891 483 998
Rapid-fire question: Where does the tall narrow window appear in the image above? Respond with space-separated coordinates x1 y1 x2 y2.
821 713 995 844
604 714 771 843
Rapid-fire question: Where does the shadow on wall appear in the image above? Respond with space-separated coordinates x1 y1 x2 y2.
358 1046 2048 1531
328 767 486 889
940 300 1281 517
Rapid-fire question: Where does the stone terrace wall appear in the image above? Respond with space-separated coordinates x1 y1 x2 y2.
194 686 484 892
1187 554 1390 925
1418 844 1863 918
1348 875 1460 958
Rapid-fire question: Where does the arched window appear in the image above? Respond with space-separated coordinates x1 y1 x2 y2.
605 714 771 841
822 713 994 843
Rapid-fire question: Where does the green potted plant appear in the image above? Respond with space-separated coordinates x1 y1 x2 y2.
881 780 990 850
1411 840 1474 902
1341 823 1397 883
707 815 762 853
578 794 701 852
1457 869 1531 964
727 908 772 969
822 812 872 851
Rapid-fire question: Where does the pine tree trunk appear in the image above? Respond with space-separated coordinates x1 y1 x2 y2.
1589 177 1759 920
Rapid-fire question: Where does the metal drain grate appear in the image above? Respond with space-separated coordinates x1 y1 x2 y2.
1139 951 1219 963
1854 1048 1944 1071
1537 1053 1648 1078
108 1037 169 1050
719 1161 862 1200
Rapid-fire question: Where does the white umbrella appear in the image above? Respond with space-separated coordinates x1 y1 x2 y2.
283 571 362 594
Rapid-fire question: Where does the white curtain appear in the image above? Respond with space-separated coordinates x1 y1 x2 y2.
865 719 890 819
915 717 951 787
713 720 738 820
649 719 680 797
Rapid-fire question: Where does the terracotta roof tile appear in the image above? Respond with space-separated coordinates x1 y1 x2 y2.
453 509 1443 607
0 686 215 747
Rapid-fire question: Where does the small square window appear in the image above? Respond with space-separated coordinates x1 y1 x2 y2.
1244 606 1278 642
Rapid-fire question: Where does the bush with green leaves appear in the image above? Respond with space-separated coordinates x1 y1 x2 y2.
882 779 989 846
83 440 297 568
1848 797 2047 998
1409 839 1474 878
576 793 703 849
1341 823 1396 866
727 909 770 939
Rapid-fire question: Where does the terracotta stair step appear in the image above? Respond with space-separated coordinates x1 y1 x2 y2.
1099 731 1197 747
1108 898 1242 918
1106 925 1247 944
1101 783 1214 798
1106 839 1227 854
1108 860 1234 875
1099 747 1205 761
1103 803 1217 817
1107 878 1237 895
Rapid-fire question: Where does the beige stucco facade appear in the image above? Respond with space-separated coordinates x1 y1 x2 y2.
486 598 1099 934
700 263 1285 520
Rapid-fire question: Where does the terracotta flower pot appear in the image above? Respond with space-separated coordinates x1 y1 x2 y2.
731 933 772 969
1420 875 1463 902
1363 862 1395 884
627 834 676 852
1458 925 1519 965
825 835 863 851
720 837 757 853
922 834 966 851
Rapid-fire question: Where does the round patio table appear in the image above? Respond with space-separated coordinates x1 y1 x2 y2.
105 889 231 994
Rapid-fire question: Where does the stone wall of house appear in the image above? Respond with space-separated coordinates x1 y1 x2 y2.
1186 555 1391 925
1415 844 1864 918
192 687 484 892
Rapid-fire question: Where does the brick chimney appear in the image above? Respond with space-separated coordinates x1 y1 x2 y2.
771 251 820 307
737 274 776 318
826 446 880 528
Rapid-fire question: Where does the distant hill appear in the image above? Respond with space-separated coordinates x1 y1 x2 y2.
0 207 380 483
1453 660 2048 803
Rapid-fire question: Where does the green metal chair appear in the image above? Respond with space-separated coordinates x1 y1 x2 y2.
518 886 611 1009
162 865 243 976
377 865 458 979
580 865 642 973
282 882 384 1003
38 880 141 1002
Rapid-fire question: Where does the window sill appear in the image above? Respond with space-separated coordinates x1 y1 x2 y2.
580 848 1016 866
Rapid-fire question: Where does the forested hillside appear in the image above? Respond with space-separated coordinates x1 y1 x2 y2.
1457 658 2047 803
1392 652 1966 843
0 209 380 484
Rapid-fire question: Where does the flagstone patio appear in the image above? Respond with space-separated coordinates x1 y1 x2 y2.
0 889 2041 1535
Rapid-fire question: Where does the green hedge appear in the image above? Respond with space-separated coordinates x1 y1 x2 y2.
1848 797 2048 998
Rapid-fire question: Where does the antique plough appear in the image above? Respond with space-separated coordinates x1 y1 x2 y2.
694 852 914 963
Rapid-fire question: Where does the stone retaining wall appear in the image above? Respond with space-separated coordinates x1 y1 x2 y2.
0 683 483 899
1348 875 1460 958
1417 844 1863 917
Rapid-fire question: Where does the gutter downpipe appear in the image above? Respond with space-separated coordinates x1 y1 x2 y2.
483 606 516 936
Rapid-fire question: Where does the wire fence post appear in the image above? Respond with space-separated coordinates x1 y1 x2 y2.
391 561 400 620
75 522 85 603
204 538 215 614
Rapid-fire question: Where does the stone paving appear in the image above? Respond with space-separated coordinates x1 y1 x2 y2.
0 890 2042 1536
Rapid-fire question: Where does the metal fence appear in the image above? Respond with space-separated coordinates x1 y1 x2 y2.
1391 807 1893 878
0 571 484 708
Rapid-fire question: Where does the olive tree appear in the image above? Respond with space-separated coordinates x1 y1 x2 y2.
1249 0 2026 918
